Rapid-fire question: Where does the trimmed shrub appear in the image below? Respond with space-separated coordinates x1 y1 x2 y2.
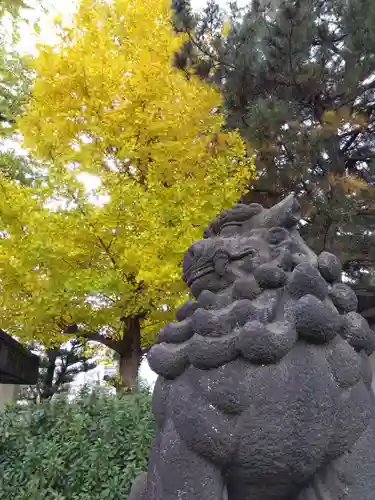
0 388 155 500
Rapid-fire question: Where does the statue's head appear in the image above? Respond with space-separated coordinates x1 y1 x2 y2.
182 194 315 299
150 194 375 392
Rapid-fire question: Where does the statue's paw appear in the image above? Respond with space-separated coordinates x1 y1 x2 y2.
171 377 237 465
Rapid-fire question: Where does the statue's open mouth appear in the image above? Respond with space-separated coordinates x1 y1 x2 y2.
183 244 260 287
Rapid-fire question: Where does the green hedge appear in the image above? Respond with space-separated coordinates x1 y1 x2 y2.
0 389 155 500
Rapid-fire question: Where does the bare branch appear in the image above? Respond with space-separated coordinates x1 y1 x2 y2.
62 325 120 350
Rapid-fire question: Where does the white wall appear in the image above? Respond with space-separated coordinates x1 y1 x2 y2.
0 384 18 409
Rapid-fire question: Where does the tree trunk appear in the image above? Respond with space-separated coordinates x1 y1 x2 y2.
41 349 58 400
62 316 143 391
118 315 142 391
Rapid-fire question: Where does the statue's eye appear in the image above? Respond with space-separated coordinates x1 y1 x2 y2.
248 249 258 257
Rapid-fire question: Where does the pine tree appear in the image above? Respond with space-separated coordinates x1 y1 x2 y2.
174 0 375 300
18 339 97 403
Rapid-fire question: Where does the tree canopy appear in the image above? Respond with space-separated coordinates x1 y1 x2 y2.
0 0 255 388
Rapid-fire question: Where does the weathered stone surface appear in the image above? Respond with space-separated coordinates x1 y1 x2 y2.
171 375 237 464
204 202 263 238
196 360 255 415
293 294 341 343
147 342 189 379
299 416 375 500
246 290 281 324
190 272 231 298
253 262 288 289
232 276 261 300
271 245 294 271
157 318 193 343
327 336 362 389
152 376 172 428
329 283 358 314
227 299 258 327
175 300 198 321
128 472 146 500
229 343 338 497
267 226 290 245
236 320 296 364
318 251 342 283
197 289 220 309
143 419 226 500
341 311 375 355
130 195 375 500
191 308 229 337
287 262 329 300
325 381 373 459
186 332 238 369
360 351 373 389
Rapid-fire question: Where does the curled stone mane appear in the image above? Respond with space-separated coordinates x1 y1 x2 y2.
129 194 375 500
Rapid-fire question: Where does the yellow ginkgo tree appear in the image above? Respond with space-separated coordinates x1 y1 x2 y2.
0 0 255 389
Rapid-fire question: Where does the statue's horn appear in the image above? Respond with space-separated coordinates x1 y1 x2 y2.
246 193 301 229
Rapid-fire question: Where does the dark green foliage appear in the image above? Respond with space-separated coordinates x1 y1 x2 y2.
172 0 224 81
172 0 195 32
0 389 155 500
173 0 375 298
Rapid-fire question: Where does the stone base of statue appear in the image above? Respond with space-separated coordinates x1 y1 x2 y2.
130 195 375 500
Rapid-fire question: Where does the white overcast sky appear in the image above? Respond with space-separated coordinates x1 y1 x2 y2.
16 0 241 56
